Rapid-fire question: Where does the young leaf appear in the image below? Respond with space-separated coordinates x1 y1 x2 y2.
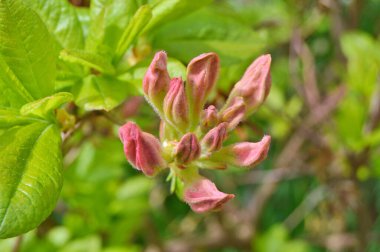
0 109 40 129
20 92 73 119
150 8 266 65
145 0 212 32
0 122 63 239
60 49 116 75
114 5 152 62
0 0 56 104
86 0 139 57
24 0 86 50
72 75 135 111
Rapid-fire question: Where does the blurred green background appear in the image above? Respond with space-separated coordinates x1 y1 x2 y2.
2 0 380 251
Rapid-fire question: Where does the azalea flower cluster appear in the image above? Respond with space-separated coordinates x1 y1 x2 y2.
119 51 272 213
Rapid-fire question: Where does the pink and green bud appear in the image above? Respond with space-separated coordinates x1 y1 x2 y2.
220 96 246 130
226 54 271 114
186 53 220 128
143 51 170 111
183 177 235 213
163 77 189 131
201 122 228 152
119 122 166 176
175 133 201 164
201 105 218 130
228 135 271 167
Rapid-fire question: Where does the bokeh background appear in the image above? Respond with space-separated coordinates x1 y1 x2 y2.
2 0 380 251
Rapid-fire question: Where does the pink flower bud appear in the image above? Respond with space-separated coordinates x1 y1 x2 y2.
119 122 166 176
186 53 220 127
230 135 271 167
201 122 228 152
184 177 234 213
201 105 218 129
175 133 201 164
227 54 271 114
220 96 246 130
163 77 189 130
143 51 170 109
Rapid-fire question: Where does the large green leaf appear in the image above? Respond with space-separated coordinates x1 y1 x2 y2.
0 0 56 106
24 0 86 50
0 122 63 238
150 7 266 65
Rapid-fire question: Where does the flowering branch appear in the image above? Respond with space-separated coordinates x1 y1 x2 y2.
119 51 272 212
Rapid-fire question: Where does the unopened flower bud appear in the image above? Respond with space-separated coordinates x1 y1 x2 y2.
220 96 246 130
119 122 166 176
184 177 235 213
201 105 218 130
186 53 220 127
229 135 271 167
226 54 271 114
201 122 228 152
175 133 201 164
143 51 170 110
163 77 189 131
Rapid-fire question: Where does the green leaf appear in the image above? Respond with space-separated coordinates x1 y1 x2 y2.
151 8 266 65
145 0 212 32
72 75 133 111
0 122 63 238
341 32 380 96
0 109 41 129
20 92 73 119
60 49 116 74
24 0 86 50
115 5 152 62
0 0 56 106
86 0 139 57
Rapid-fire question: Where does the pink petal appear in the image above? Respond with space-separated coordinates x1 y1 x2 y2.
232 135 271 167
184 178 235 213
227 54 271 113
119 122 166 176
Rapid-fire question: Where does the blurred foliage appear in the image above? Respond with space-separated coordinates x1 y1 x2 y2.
2 0 380 251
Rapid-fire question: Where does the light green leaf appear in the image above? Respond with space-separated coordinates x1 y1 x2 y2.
145 0 212 32
20 92 73 119
115 5 152 62
24 0 86 50
0 109 42 129
341 32 380 96
0 122 63 238
72 75 133 111
60 49 116 74
151 8 266 65
86 0 139 57
0 0 56 106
